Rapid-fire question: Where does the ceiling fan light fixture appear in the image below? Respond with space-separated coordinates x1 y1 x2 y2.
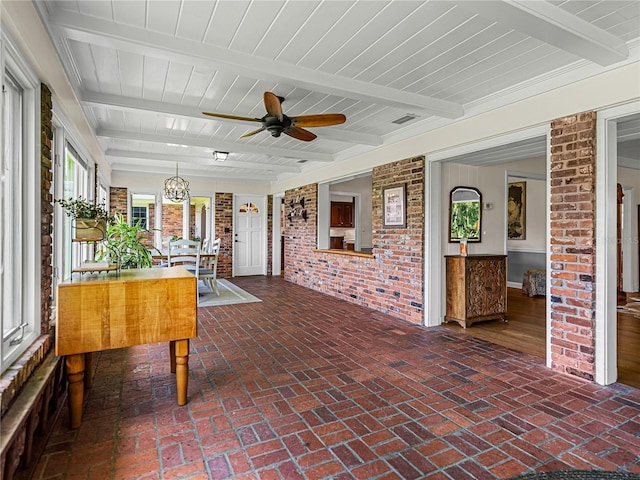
213 151 229 161
163 163 190 202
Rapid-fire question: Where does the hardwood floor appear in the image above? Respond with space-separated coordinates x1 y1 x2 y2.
443 287 640 389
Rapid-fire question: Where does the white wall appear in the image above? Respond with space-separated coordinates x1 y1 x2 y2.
440 157 547 256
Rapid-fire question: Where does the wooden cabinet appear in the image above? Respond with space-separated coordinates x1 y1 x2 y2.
330 236 344 249
331 202 354 227
444 254 507 328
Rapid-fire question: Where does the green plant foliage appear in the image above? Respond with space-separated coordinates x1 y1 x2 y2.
55 197 114 223
450 200 480 240
97 214 158 269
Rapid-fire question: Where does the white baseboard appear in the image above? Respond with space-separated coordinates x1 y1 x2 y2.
507 281 523 289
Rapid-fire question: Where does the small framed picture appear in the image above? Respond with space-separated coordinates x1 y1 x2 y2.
383 184 406 228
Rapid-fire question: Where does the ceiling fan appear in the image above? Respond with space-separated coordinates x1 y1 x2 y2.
202 91 346 142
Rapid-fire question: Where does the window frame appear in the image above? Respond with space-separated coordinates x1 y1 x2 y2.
0 29 41 373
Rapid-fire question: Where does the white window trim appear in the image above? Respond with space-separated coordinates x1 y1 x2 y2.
1 27 41 373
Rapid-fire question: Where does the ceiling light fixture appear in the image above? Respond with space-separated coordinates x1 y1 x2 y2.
163 163 190 202
213 151 229 162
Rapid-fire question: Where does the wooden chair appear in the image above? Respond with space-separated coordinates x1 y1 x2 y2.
168 239 200 273
168 238 220 300
200 238 220 296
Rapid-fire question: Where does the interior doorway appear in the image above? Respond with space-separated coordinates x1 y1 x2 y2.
426 126 550 357
234 194 267 276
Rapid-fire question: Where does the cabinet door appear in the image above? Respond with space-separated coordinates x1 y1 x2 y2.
330 203 342 226
330 202 354 227
343 203 353 227
482 258 506 315
465 259 485 318
330 237 343 249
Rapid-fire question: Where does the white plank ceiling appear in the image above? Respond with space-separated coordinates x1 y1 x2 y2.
36 0 640 182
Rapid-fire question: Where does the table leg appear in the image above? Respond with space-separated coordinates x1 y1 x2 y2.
169 340 176 373
84 352 94 389
174 339 189 406
66 354 85 429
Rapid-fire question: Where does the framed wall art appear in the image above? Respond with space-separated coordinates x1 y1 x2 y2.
383 184 406 228
508 181 526 240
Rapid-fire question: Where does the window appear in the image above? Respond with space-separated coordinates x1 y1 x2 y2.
1 32 40 373
61 143 89 280
132 205 148 228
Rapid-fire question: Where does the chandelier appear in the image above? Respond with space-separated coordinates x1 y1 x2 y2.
164 163 190 202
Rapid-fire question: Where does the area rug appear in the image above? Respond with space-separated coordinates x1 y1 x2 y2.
197 279 261 307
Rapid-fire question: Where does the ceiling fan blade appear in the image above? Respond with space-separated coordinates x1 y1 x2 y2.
290 114 346 128
202 112 262 123
284 126 317 142
239 127 266 138
263 91 283 122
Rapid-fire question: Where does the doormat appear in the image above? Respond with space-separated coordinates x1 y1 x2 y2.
198 279 261 307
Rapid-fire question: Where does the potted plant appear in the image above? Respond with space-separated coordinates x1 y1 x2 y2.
97 214 158 269
55 197 114 239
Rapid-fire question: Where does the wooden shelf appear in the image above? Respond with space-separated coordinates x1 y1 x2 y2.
72 237 104 242
72 264 117 273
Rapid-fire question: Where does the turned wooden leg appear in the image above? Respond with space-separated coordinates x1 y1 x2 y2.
66 354 85 429
84 352 94 389
174 339 189 406
169 340 176 373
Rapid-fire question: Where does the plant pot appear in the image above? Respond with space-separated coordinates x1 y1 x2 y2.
75 218 107 240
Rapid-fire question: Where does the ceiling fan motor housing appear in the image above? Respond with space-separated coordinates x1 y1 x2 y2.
265 115 291 137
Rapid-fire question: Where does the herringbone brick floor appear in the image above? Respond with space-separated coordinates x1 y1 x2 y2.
33 276 640 479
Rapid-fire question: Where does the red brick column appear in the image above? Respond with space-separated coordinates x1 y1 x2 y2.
371 156 425 323
109 187 128 220
162 204 183 239
267 194 273 276
215 193 233 278
549 111 597 381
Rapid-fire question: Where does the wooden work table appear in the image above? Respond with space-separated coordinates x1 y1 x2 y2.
56 266 197 428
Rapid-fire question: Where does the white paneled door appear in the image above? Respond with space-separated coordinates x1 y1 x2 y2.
233 195 266 276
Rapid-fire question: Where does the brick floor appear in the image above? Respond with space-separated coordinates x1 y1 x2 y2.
33 276 640 479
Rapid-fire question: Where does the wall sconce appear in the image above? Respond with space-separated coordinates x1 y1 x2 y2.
288 196 307 222
213 151 229 161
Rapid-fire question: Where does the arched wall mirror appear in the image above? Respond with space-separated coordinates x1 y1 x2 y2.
449 186 482 242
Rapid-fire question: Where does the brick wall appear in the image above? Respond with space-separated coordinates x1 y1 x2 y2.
109 187 127 220
285 156 425 324
41 84 54 336
162 203 184 239
215 193 233 278
549 111 597 381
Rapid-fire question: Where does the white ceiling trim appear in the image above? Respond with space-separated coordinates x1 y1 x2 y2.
81 90 383 147
460 0 629 66
50 10 465 119
110 162 279 181
105 149 301 173
96 128 335 163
